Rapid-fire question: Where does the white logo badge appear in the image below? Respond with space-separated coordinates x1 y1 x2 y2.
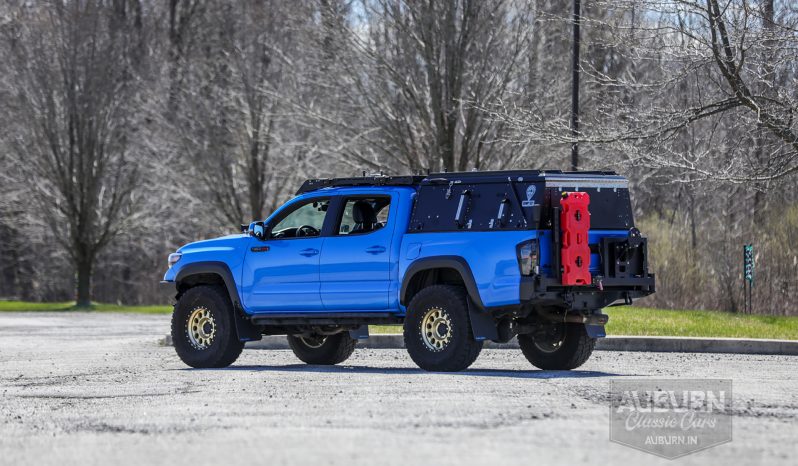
521 185 536 207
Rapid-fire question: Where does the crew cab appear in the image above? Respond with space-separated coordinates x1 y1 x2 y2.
162 171 654 371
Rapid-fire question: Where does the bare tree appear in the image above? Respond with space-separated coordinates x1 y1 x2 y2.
493 0 798 182
320 0 535 173
171 0 320 225
165 0 204 116
1 1 145 306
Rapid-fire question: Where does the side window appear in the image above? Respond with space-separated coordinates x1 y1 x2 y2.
270 199 329 239
337 197 391 235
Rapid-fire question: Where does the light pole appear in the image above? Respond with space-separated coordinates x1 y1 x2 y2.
570 0 581 171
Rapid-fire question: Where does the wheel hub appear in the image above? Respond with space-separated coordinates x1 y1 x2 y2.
187 307 216 350
533 323 566 353
421 307 453 351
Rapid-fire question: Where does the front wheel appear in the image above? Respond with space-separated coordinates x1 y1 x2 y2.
287 332 356 365
518 323 595 370
403 285 483 372
171 285 244 368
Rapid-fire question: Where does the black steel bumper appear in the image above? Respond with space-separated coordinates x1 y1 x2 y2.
520 273 656 310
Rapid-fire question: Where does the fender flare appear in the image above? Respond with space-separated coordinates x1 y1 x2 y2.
400 256 485 309
173 261 261 341
175 261 240 306
400 256 499 341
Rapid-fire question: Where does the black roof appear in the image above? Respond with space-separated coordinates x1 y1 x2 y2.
296 170 621 194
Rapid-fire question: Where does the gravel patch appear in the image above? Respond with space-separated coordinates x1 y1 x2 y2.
1 312 796 465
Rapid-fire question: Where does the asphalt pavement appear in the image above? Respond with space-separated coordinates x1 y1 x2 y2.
1 312 796 465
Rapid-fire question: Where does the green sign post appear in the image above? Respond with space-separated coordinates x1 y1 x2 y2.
743 244 754 313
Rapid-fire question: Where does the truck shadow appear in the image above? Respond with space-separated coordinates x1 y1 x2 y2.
203 365 627 379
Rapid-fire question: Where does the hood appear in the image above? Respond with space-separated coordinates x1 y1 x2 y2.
178 233 249 255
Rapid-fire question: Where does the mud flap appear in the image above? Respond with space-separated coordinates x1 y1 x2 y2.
467 296 498 341
585 324 606 338
349 325 370 340
234 306 263 342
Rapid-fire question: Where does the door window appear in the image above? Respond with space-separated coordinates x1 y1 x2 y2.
337 197 391 235
270 199 329 239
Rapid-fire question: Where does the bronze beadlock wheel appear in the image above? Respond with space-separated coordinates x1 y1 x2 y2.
186 306 217 350
420 307 453 352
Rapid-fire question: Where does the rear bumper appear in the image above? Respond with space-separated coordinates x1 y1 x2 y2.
528 274 655 292
520 273 655 309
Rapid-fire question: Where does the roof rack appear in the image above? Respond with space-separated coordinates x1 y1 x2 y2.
296 175 426 195
426 169 618 178
296 170 621 194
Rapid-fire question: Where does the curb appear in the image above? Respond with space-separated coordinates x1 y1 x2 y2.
160 334 798 355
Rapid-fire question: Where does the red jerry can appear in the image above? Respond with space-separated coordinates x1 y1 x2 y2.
560 192 591 286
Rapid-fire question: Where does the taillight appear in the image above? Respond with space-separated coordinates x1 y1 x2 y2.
516 239 538 275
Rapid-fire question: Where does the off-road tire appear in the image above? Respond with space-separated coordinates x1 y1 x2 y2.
403 285 483 372
518 323 595 370
171 285 244 368
287 332 357 365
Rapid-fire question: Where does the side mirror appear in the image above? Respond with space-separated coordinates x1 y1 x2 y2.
251 223 267 240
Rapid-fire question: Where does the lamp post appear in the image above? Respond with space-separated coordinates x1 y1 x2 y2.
570 0 581 171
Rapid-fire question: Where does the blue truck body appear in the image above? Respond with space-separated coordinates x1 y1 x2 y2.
165 186 528 312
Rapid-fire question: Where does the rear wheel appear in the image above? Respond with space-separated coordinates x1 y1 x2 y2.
403 285 483 372
287 332 356 365
171 285 244 368
518 323 595 370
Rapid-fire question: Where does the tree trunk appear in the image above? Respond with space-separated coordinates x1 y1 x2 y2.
75 258 93 308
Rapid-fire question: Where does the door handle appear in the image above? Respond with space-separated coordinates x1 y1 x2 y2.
299 248 319 257
365 245 386 254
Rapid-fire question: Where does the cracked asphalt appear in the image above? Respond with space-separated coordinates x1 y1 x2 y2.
1 312 797 465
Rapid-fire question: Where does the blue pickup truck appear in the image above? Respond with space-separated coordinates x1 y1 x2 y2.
162 171 654 371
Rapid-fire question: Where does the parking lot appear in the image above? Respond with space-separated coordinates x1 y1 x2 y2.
1 312 797 465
